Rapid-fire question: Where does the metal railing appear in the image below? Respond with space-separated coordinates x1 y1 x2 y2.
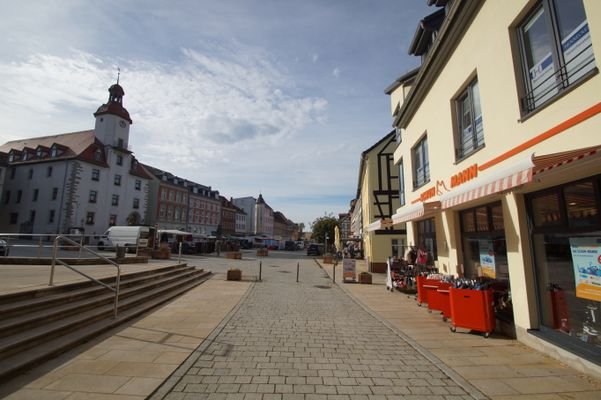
49 235 121 318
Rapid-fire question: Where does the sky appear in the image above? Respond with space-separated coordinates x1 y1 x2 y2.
0 0 432 229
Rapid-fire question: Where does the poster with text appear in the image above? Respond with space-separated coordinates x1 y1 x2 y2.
479 239 496 278
343 259 356 281
569 237 601 302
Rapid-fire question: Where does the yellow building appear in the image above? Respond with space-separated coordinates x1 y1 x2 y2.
389 0 601 376
357 131 403 273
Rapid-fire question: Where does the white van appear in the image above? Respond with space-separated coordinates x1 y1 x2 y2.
99 226 152 253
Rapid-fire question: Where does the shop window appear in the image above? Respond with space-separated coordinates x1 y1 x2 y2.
531 191 564 227
527 176 601 360
517 0 596 114
412 135 430 189
455 79 484 159
416 218 437 264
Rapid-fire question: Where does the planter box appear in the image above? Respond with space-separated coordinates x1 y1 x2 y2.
358 273 372 284
151 248 171 259
227 269 241 281
226 252 242 260
323 255 333 264
256 249 268 257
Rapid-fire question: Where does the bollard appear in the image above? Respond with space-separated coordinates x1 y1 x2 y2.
333 262 336 283
259 261 262 281
296 262 299 282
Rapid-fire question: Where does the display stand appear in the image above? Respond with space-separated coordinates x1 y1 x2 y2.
449 287 495 337
427 281 451 321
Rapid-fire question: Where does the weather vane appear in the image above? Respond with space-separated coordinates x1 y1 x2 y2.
117 67 121 84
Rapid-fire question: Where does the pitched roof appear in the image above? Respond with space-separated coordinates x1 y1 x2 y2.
0 130 95 156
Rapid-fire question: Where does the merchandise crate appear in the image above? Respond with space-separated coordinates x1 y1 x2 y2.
449 287 495 337
416 276 444 306
427 281 452 321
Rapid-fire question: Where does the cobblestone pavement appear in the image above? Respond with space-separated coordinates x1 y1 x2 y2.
151 259 478 400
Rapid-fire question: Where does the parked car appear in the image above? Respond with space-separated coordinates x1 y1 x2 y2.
306 244 322 256
0 239 9 256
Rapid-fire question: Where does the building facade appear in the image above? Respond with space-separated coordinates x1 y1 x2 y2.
219 196 237 236
0 83 151 237
232 196 256 235
389 0 601 376
254 194 274 236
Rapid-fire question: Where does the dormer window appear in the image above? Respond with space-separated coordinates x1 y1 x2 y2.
51 146 57 158
36 149 42 158
22 152 28 161
8 153 14 162
95 149 102 161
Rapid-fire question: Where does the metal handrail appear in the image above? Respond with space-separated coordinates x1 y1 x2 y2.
50 235 121 318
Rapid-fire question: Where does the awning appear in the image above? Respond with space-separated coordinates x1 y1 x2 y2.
440 156 534 209
391 201 441 225
366 218 393 232
532 145 601 175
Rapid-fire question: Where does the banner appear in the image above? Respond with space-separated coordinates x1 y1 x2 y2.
569 237 601 302
343 258 356 281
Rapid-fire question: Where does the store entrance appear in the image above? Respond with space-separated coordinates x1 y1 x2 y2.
459 202 514 326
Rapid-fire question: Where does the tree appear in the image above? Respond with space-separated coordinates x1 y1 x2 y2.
311 215 339 252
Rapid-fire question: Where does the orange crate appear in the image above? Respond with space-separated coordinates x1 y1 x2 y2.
428 281 451 320
416 276 444 306
449 287 495 337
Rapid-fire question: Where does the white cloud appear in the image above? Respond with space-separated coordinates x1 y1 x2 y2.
312 53 319 63
332 67 340 78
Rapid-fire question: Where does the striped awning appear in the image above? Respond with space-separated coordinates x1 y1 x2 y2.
391 201 441 225
440 156 534 209
533 145 601 175
366 218 393 232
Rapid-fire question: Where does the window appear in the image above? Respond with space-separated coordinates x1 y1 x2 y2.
398 159 406 206
16 190 22 204
109 214 117 226
114 174 121 186
48 209 55 224
47 166 53 177
4 191 10 204
10 212 18 224
412 136 430 188
29 210 36 223
52 187 58 200
455 79 484 159
135 180 141 190
89 190 97 203
95 149 102 161
133 198 139 209
28 169 33 179
112 194 119 206
160 189 167 200
86 212 95 225
159 204 166 218
518 0 596 113
118 138 124 148
32 189 39 202
92 169 100 181
116 155 123 166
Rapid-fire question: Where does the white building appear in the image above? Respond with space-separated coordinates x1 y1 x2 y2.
232 196 256 235
0 82 151 237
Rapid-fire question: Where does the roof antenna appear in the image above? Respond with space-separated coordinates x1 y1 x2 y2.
117 67 121 84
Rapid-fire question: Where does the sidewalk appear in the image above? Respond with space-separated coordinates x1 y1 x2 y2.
319 259 601 399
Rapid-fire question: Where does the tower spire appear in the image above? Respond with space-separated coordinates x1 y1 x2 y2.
117 67 120 85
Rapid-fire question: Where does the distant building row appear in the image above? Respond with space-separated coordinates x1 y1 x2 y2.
0 82 297 241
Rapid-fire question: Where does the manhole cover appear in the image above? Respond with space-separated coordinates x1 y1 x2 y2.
314 285 331 289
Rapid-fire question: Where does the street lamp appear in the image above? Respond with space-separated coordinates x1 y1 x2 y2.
325 233 329 255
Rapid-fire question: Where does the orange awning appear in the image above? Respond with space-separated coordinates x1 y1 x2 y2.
366 218 393 232
391 201 441 225
532 145 601 175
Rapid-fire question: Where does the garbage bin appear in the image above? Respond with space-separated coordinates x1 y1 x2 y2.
116 245 126 258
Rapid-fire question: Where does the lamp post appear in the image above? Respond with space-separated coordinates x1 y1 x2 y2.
325 233 329 255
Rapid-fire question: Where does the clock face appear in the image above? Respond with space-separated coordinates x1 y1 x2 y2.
119 120 126 128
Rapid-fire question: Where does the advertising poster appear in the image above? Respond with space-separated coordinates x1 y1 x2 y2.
569 237 601 302
479 239 496 278
343 258 356 281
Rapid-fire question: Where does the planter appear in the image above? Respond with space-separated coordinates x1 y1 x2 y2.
227 269 241 281
256 248 268 257
151 247 171 259
226 252 242 260
358 272 372 284
323 255 333 264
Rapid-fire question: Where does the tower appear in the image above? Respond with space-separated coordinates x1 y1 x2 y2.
93 81 132 149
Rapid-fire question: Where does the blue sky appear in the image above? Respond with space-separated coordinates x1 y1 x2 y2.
0 0 432 228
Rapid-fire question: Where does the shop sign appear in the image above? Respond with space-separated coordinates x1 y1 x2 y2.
450 164 478 188
343 258 356 281
569 237 601 302
478 239 496 278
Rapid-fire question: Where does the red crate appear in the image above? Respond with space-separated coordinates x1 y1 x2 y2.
428 282 451 321
449 287 495 337
416 276 444 306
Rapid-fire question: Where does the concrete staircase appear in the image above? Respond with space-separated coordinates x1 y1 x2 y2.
0 263 212 380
